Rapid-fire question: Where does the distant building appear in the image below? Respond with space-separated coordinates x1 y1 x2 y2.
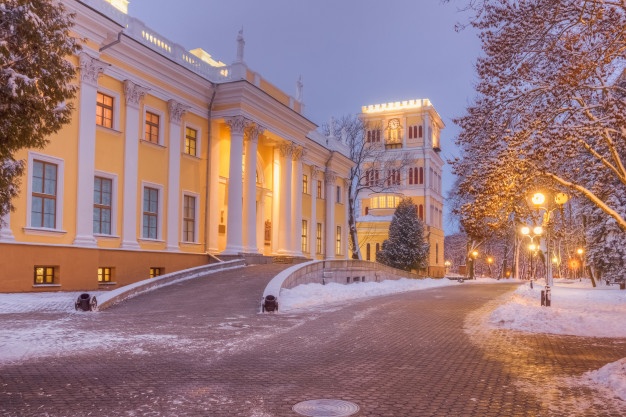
0 0 353 292
356 100 445 277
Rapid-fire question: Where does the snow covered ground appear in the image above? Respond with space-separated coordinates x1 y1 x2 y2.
1 276 624 402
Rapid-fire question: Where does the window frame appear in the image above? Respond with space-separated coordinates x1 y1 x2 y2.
93 171 118 237
183 123 202 157
95 88 121 131
27 152 65 232
143 106 164 145
97 267 113 283
34 266 56 285
317 180 323 199
316 222 323 254
182 192 199 243
141 182 164 241
96 92 114 129
302 174 309 194
336 225 342 256
301 219 308 253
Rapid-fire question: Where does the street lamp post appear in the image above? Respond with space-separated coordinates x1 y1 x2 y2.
577 248 584 280
530 192 568 288
469 250 478 280
520 225 543 281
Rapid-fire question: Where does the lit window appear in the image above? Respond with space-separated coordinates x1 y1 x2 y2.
336 226 342 255
149 267 163 278
302 220 308 253
336 185 341 204
145 111 160 143
98 267 112 283
31 160 57 229
316 223 323 254
185 127 197 156
34 266 55 285
96 92 114 128
143 187 159 239
303 174 308 194
183 195 196 242
94 176 112 235
317 180 323 199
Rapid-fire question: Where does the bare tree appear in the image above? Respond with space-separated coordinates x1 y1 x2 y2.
323 115 412 259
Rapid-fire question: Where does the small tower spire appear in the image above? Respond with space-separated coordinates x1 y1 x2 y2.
236 27 245 63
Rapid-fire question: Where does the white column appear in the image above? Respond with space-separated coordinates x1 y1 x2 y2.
271 148 281 254
277 143 293 255
222 115 249 255
291 147 304 256
165 100 189 251
121 80 148 249
344 178 350 259
207 120 220 253
73 53 107 247
309 166 320 259
256 189 267 252
243 124 264 253
325 170 337 259
0 213 15 242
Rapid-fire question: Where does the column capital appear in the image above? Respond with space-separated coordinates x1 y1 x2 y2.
245 124 265 143
167 99 190 124
124 80 148 108
279 142 294 158
292 146 305 161
310 165 321 179
325 170 337 185
225 115 251 135
343 177 351 188
79 53 107 87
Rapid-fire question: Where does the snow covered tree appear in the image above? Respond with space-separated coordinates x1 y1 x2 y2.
324 115 411 259
450 0 626 234
376 198 429 272
0 0 80 218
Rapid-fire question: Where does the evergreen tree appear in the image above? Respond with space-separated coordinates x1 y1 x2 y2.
376 198 429 272
0 0 80 218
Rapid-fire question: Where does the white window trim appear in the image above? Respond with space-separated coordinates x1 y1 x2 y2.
140 181 164 241
94 170 119 237
97 87 121 131
183 122 202 157
26 152 65 233
181 190 200 243
142 105 165 146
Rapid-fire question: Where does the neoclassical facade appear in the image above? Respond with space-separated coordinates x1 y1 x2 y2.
0 0 352 292
356 99 446 277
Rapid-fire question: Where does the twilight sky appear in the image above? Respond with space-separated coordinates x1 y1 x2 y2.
127 0 483 232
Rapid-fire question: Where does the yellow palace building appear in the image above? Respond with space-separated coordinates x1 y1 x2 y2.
356 100 446 277
0 0 353 292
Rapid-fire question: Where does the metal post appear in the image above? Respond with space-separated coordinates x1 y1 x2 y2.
546 228 553 287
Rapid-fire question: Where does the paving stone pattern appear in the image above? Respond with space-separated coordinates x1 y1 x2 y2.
1 264 625 416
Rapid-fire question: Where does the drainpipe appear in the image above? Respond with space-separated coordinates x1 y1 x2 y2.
204 84 218 256
99 31 124 53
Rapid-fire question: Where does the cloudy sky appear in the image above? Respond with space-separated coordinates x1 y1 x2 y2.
127 0 483 231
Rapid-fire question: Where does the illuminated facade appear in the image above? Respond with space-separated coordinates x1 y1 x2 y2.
0 0 352 292
357 99 445 277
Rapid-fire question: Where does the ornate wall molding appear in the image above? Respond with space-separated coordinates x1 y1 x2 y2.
123 80 148 108
167 100 190 124
225 115 250 135
310 165 321 180
79 53 107 86
292 145 305 161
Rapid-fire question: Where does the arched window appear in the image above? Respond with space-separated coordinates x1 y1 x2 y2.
436 243 439 264
419 167 424 185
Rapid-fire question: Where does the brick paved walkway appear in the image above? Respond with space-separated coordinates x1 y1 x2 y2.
1 264 625 416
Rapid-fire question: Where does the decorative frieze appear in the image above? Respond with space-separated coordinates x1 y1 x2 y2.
123 80 148 107
310 165 321 180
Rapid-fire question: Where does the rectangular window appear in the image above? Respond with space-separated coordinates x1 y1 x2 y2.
149 267 163 278
145 111 160 143
336 185 341 204
302 219 308 253
34 266 55 285
336 226 342 255
183 195 196 243
316 223 323 254
98 267 112 283
31 160 57 228
93 176 112 235
185 127 197 156
317 180 322 199
302 174 308 194
96 92 114 128
143 187 159 239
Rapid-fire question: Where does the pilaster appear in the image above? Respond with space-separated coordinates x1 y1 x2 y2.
166 99 189 251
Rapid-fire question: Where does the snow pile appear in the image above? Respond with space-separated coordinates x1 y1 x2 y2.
279 278 459 310
583 359 626 401
489 282 626 337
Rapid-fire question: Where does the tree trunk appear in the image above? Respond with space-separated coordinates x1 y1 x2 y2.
348 196 361 260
